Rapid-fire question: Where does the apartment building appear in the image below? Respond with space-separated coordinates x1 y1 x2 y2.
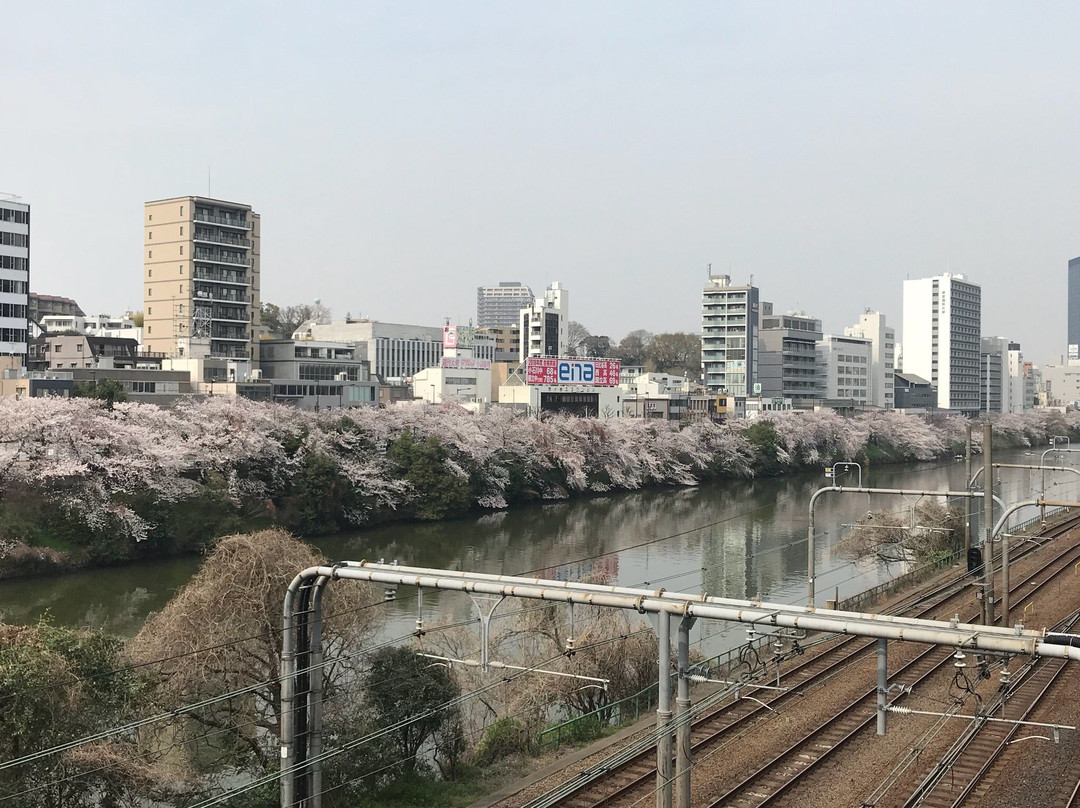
902 273 981 416
0 196 30 363
477 282 534 328
143 196 261 364
701 274 759 396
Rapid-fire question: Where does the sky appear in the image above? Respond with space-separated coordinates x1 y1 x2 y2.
3 2 1079 365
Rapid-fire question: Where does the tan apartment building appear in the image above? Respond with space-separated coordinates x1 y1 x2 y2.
143 196 261 365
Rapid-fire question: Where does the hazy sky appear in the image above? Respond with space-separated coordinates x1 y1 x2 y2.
3 2 1078 364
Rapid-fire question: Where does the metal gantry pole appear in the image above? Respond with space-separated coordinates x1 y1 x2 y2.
656 613 673 808
675 617 694 808
807 484 988 608
982 422 996 626
876 638 888 736
965 423 973 556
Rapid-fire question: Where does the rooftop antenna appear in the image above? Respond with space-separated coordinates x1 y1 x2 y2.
706 262 712 278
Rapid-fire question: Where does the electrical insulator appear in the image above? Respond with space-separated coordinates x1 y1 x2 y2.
383 585 397 602
953 649 967 669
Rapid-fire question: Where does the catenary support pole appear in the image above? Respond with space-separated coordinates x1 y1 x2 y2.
656 613 673 808
309 576 328 808
877 638 888 736
983 422 995 626
965 424 973 555
675 617 694 808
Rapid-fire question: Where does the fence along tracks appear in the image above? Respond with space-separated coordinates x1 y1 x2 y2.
520 511 1080 808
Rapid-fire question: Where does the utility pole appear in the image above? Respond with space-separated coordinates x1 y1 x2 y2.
982 422 995 625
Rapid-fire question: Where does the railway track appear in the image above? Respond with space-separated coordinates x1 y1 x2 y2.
705 534 1080 808
520 510 1080 808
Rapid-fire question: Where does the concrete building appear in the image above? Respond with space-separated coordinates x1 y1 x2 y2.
844 310 895 409
701 274 759 396
477 282 534 328
757 304 821 405
1069 257 1080 361
143 196 261 364
980 337 1024 414
293 319 494 382
519 282 568 360
902 273 981 416
894 372 936 411
27 335 161 372
475 325 521 362
259 339 370 382
39 312 142 344
0 196 30 364
621 372 694 420
817 334 873 406
29 293 83 323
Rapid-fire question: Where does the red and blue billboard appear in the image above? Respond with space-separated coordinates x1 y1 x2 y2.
524 357 621 387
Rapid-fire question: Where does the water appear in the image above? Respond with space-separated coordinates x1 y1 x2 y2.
0 448 1072 657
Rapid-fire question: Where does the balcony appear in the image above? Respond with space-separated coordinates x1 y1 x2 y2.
194 250 251 267
210 309 250 323
194 286 248 304
210 346 250 359
211 327 248 341
194 211 252 230
193 230 251 249
194 268 250 286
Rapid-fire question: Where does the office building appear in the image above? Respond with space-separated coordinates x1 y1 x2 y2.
293 319 494 381
1069 257 1080 361
902 273 981 416
519 282 568 360
477 282 534 328
701 274 758 396
757 304 821 404
0 196 30 363
817 334 873 405
476 325 521 361
844 310 896 409
143 196 261 364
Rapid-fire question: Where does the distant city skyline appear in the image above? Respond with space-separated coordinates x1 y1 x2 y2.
3 3 1079 365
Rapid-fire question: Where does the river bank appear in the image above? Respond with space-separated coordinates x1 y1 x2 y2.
0 398 1073 582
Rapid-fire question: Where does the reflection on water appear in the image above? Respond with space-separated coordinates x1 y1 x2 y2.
0 450 1074 651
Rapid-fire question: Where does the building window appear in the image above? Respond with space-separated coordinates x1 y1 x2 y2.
148 269 152 277
179 226 183 235
179 284 183 293
180 206 183 215
148 326 152 333
148 250 152 258
148 288 152 296
179 245 183 255
149 232 152 239
148 214 152 221
179 265 183 274
148 307 152 315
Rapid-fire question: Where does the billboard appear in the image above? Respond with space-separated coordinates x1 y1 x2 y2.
525 357 620 387
442 324 458 348
441 357 491 370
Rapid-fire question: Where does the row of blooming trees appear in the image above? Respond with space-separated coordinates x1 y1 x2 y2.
1 396 1079 564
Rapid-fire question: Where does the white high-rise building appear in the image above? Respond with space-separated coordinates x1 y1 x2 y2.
701 274 759 396
844 310 895 409
0 196 30 363
902 273 981 416
519 282 568 360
